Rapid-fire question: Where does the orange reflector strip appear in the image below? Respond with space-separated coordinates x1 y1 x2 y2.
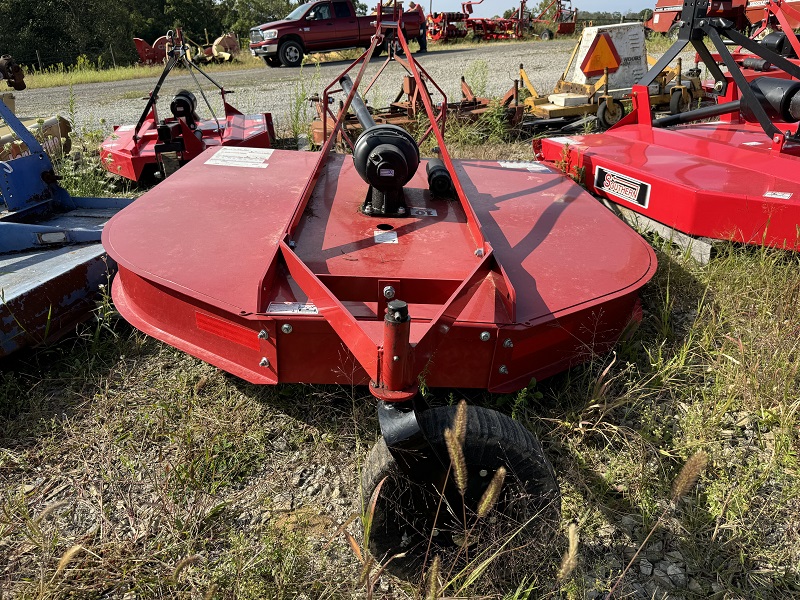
196 312 260 350
580 33 622 77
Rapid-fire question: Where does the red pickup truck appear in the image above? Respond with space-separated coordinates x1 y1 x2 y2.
249 0 422 67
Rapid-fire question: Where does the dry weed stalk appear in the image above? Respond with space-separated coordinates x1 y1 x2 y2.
605 450 708 599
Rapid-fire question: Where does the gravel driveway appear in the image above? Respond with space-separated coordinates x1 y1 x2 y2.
14 40 577 136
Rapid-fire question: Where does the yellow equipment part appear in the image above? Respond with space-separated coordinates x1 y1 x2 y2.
518 48 704 120
0 115 72 162
1 92 13 113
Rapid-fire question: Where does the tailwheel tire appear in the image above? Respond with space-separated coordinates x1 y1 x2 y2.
540 29 554 41
596 99 625 129
279 40 303 67
669 90 690 115
362 404 560 581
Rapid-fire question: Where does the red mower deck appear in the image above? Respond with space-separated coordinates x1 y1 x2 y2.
540 0 800 254
101 103 274 182
104 147 655 392
539 87 800 250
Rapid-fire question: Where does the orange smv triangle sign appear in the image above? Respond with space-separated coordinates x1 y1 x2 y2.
579 33 622 77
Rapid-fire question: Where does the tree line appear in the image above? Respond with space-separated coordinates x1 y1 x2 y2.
0 0 298 68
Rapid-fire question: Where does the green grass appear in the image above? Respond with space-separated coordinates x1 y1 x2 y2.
23 54 266 90
1 87 799 598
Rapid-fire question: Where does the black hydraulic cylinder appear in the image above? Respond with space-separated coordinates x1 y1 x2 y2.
653 100 741 128
340 75 376 130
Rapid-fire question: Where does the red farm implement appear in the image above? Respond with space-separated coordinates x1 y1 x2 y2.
427 11 469 42
102 29 274 183
462 0 524 40
644 0 800 37
428 0 562 42
135 32 239 66
529 0 578 40
103 9 655 574
645 0 750 36
540 0 800 261
309 73 523 145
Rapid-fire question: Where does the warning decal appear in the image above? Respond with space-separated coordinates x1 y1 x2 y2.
579 33 622 77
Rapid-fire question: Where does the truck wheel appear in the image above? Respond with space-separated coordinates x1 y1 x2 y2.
362 404 560 578
540 29 554 41
597 99 625 129
279 40 303 67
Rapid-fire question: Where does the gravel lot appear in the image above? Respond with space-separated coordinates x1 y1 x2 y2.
14 40 577 135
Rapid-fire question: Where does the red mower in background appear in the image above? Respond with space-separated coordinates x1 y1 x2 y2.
103 8 656 575
102 29 274 183
529 0 577 40
461 0 524 40
539 0 800 262
428 0 575 42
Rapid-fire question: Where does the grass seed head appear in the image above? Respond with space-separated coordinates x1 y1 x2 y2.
34 500 70 524
53 545 85 580
444 427 468 496
477 466 506 518
454 399 468 446
671 450 708 504
172 554 203 582
425 554 441 599
557 522 579 582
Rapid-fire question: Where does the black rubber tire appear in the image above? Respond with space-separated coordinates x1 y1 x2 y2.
596 99 626 129
278 40 303 67
262 56 281 68
667 22 681 40
362 404 560 580
669 90 690 115
540 29 554 41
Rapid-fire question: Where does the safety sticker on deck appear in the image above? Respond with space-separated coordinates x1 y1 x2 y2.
742 141 763 146
498 161 551 173
267 302 318 314
764 191 793 199
374 231 399 244
205 147 274 168
409 207 438 217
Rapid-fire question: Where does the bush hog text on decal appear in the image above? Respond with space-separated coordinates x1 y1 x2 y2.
594 166 651 208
